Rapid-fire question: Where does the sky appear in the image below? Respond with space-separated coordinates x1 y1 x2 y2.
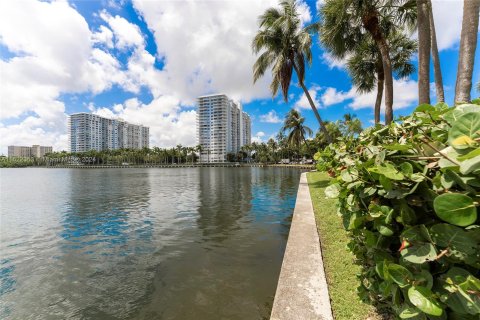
0 0 479 154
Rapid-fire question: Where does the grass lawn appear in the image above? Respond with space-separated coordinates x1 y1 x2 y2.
307 172 381 320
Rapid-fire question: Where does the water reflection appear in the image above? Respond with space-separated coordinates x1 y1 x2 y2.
196 168 253 243
0 168 300 320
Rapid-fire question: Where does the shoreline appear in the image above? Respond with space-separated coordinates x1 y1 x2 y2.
2 163 315 170
270 172 333 320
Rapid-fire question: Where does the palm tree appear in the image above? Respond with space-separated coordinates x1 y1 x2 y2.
341 113 363 137
176 144 183 164
347 31 416 123
320 0 416 124
282 109 313 155
252 0 330 141
428 0 444 102
267 138 278 162
195 144 203 163
454 0 480 104
417 0 431 104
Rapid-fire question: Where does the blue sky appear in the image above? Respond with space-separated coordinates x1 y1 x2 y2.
0 0 479 153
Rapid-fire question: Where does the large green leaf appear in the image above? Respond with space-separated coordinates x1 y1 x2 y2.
408 286 443 316
433 193 477 227
459 154 480 175
401 242 437 264
378 224 394 236
387 263 413 288
324 184 340 198
414 270 434 290
415 104 435 113
384 144 414 151
448 112 480 150
457 148 480 161
443 104 480 125
443 268 480 315
401 225 432 243
369 163 405 180
430 224 477 256
398 305 421 319
400 162 414 176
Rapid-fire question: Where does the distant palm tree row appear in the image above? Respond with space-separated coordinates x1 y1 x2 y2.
238 109 362 164
253 0 480 129
1 109 360 167
0 145 203 167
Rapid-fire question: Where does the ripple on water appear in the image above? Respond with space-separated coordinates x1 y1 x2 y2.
0 167 301 319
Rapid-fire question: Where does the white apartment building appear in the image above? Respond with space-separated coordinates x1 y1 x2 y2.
8 145 53 157
197 94 251 162
69 113 149 153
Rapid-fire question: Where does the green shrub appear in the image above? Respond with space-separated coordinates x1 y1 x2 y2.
315 102 480 319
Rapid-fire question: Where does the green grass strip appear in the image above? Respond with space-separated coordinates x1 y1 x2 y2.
307 172 381 320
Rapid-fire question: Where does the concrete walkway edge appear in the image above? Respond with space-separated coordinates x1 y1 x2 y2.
270 172 333 320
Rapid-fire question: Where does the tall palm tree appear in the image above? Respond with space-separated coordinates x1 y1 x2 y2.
428 0 444 102
195 144 203 163
281 109 313 153
341 113 363 137
252 0 330 141
320 0 416 124
454 0 480 104
417 0 431 104
347 31 416 123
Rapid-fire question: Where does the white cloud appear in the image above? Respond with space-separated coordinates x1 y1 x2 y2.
321 87 352 106
297 0 312 26
0 0 195 153
321 52 348 70
316 0 325 11
131 0 278 105
259 110 282 123
350 79 418 110
89 95 197 148
0 0 120 153
252 131 266 143
320 79 418 111
92 25 114 48
100 11 144 50
431 0 464 51
294 86 322 110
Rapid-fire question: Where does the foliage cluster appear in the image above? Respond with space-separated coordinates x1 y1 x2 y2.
315 102 480 318
0 156 35 168
308 172 382 320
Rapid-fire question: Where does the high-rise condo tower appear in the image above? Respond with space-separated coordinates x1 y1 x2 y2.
197 94 251 162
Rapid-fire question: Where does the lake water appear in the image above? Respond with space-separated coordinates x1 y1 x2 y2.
0 167 300 320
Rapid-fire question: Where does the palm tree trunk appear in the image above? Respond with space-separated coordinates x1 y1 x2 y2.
417 0 431 104
362 11 394 124
428 0 445 102
292 64 332 142
454 0 480 104
375 63 384 124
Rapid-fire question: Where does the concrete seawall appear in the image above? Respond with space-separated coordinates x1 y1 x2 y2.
270 172 333 320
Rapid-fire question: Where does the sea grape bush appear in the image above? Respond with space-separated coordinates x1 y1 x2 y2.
315 102 480 319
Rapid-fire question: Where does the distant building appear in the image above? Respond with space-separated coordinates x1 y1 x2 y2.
197 94 251 162
8 145 53 158
68 113 149 153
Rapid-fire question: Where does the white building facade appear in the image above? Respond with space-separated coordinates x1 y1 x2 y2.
69 113 149 153
8 145 53 157
197 94 251 162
